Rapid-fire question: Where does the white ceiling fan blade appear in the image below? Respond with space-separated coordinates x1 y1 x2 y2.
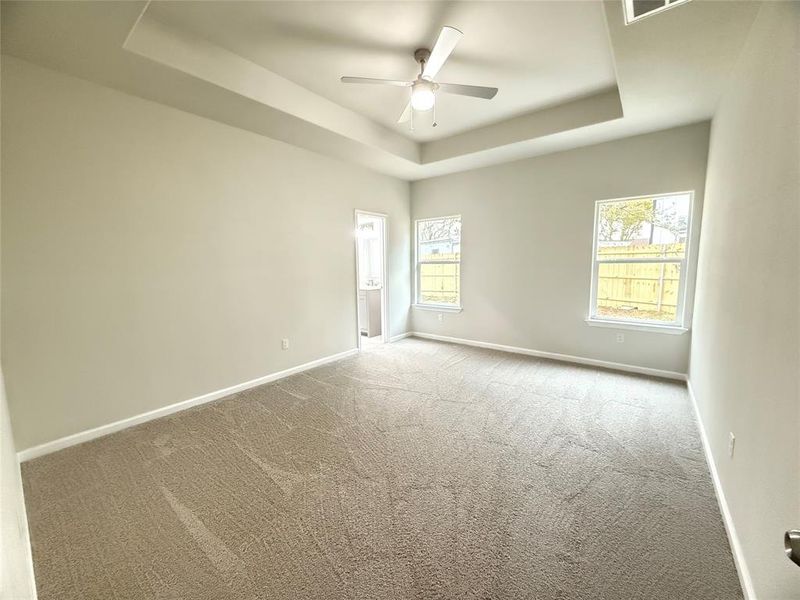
438 82 498 99
397 101 412 123
340 77 413 87
422 26 463 79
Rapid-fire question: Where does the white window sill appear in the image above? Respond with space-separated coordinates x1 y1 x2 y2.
585 318 688 335
412 304 463 313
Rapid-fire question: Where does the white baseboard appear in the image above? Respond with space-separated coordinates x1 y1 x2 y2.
17 348 358 462
687 380 755 600
15 450 38 599
389 332 412 343
408 332 687 381
2 370 38 599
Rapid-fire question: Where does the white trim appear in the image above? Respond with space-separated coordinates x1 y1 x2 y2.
355 210 389 350
408 332 687 380
14 436 37 600
412 304 462 313
415 214 462 223
1 368 38 597
624 0 692 25
17 348 358 462
588 191 695 330
585 318 688 335
593 189 696 206
14 449 38 598
686 379 755 600
596 257 684 265
414 215 462 308
389 332 412 342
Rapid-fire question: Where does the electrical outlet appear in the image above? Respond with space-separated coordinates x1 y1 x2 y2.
281 338 289 350
728 432 736 458
616 333 625 343
438 313 444 322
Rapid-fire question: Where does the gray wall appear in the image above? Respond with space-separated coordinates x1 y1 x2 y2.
1 19 37 595
689 2 800 598
1 57 410 450
410 123 710 375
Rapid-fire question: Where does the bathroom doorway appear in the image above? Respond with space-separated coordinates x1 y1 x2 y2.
354 211 388 351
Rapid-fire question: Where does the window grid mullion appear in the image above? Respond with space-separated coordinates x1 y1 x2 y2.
595 257 684 265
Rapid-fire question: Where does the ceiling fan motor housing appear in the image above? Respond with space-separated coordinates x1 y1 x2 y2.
414 48 432 67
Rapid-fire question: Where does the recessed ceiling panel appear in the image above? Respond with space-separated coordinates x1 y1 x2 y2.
147 1 618 141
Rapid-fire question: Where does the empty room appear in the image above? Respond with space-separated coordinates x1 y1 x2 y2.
1 1 798 599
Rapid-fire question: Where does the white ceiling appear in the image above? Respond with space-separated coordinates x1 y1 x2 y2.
0 1 761 180
146 1 618 142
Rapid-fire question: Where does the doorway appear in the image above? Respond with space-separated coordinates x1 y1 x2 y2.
354 211 388 351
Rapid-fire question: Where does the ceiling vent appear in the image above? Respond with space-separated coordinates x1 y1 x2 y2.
624 0 691 24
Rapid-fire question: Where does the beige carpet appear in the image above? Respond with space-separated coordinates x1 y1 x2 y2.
23 338 742 599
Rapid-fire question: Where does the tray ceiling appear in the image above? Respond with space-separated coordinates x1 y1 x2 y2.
146 1 618 142
1 1 760 180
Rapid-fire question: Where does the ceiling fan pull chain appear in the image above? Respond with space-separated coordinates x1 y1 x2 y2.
433 98 438 128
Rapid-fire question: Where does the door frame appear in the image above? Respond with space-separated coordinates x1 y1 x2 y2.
354 210 389 351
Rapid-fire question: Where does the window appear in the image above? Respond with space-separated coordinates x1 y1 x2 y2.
623 0 691 24
589 192 693 330
415 216 461 308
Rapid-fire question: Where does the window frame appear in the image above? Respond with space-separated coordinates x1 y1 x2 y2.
414 215 462 311
623 0 692 25
587 191 694 333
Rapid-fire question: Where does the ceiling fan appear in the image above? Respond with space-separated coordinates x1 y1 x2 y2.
340 26 498 129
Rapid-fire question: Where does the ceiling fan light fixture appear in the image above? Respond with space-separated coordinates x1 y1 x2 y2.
340 26 497 127
411 81 436 112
